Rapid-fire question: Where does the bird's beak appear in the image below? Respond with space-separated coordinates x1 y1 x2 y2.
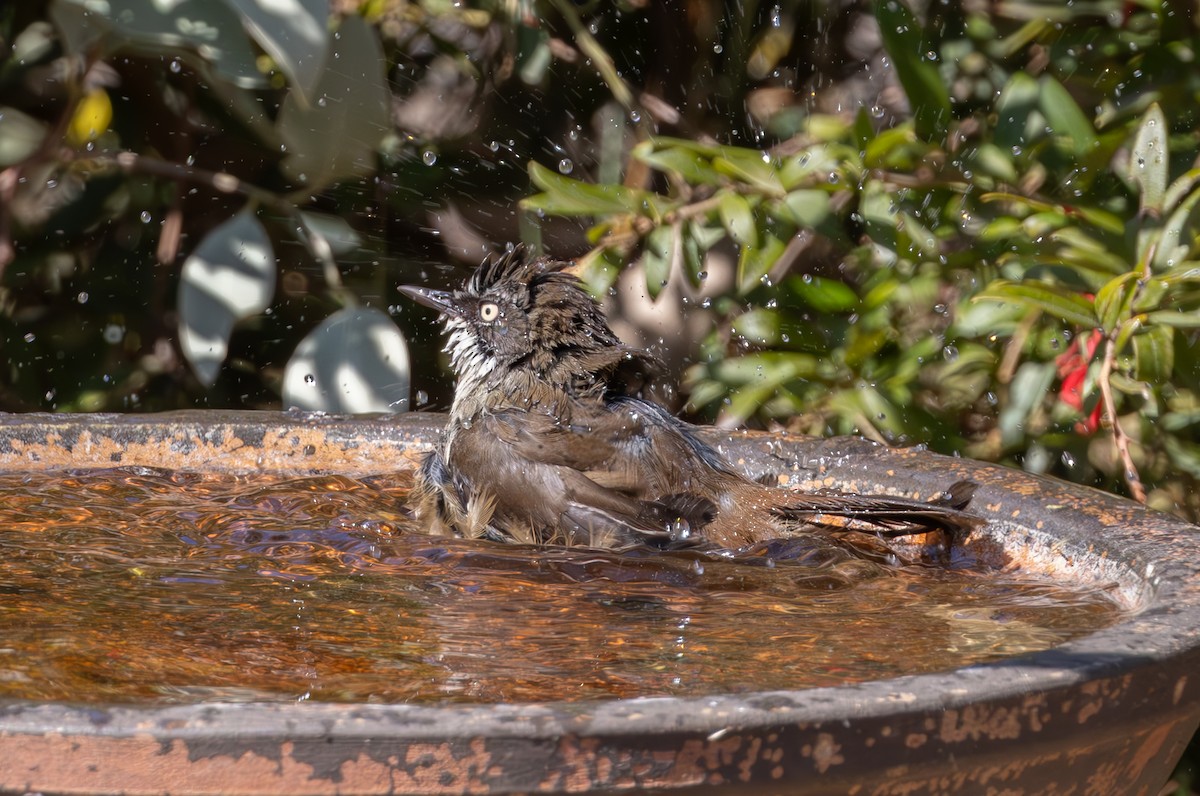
397 285 460 318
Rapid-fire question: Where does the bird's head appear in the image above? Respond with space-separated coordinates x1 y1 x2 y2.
398 250 622 388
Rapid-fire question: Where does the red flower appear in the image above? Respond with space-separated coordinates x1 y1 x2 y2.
1055 329 1104 434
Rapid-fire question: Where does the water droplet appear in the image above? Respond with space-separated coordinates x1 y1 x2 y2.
422 150 437 166
103 324 124 344
557 158 573 174
76 291 89 304
942 345 959 362
23 332 35 343
140 211 152 224
169 59 181 73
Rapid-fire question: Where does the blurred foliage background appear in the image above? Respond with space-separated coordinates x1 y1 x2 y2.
1 0 1199 788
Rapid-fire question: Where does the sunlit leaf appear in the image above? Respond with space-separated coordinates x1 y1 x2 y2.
979 192 1125 235
974 281 1098 327
178 209 276 387
788 275 859 313
298 211 363 256
862 125 918 170
278 15 389 190
282 307 410 413
224 0 329 104
1145 309 1200 328
736 227 786 294
1154 184 1200 271
633 141 722 185
1125 103 1168 214
968 142 1019 184
732 307 780 345
713 149 785 196
718 191 757 248
769 190 831 229
524 161 650 217
1132 324 1173 383
1161 168 1200 215
51 0 267 88
778 144 846 189
0 106 47 167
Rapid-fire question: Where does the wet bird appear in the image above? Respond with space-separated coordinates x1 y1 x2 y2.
398 251 980 551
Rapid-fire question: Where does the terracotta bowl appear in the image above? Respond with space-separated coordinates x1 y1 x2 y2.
0 411 1197 795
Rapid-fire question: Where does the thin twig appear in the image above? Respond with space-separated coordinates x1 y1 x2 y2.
92 151 349 296
1098 333 1147 503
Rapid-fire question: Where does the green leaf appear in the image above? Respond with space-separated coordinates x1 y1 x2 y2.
769 190 832 229
1145 309 1200 328
51 0 268 89
298 211 363 255
178 209 276 387
224 0 329 103
681 223 705 287
873 0 951 141
278 15 389 190
1037 75 1098 157
736 228 786 294
1164 436 1200 479
1094 272 1139 332
974 281 1098 327
1162 167 1200 214
979 192 1125 235
778 144 845 189
1125 103 1168 214
282 307 410 413
998 360 1056 448
713 149 785 196
732 308 780 345
516 24 551 84
968 142 1019 183
788 275 860 313
0 106 47 167
718 191 757 247
633 141 722 185
642 225 675 299
1154 183 1200 271
1133 324 1173 383
523 161 650 217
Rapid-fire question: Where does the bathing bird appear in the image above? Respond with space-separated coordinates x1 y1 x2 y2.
398 250 980 550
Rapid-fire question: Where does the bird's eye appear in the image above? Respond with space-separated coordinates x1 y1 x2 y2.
478 301 500 322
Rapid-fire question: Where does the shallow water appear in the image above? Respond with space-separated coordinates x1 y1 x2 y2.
0 467 1122 705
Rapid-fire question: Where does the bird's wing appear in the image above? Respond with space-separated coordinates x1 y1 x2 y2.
466 409 712 548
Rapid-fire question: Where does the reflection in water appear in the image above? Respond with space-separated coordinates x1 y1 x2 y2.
0 467 1121 704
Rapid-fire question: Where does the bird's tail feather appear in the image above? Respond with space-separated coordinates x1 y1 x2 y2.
774 480 984 539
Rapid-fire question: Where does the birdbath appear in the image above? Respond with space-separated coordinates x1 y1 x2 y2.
0 410 1197 795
